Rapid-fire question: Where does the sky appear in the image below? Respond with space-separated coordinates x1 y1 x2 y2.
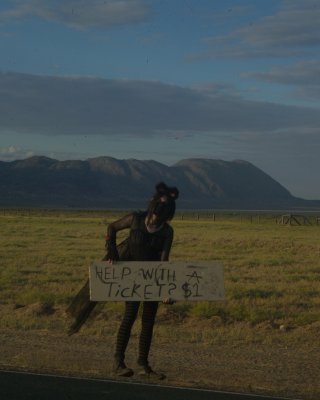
0 0 320 200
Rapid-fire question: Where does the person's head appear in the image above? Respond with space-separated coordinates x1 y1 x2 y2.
146 182 179 227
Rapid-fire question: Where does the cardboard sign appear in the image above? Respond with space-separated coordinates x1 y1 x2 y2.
89 260 224 302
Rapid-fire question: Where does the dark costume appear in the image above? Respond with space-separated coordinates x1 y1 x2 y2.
66 182 179 377
109 211 173 369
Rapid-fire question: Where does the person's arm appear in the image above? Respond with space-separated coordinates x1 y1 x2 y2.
161 226 175 304
160 226 174 261
105 213 134 263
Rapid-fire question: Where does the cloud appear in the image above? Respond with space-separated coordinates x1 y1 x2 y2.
192 0 320 59
245 60 320 100
0 145 34 161
0 0 151 29
246 60 320 85
239 1 320 49
0 144 93 162
1 71 320 138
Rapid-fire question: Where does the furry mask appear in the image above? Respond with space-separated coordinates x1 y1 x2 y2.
155 182 179 200
147 182 179 226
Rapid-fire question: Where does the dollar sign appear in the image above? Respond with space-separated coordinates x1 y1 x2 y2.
182 282 191 298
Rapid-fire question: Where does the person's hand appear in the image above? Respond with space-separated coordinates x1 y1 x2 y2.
105 236 119 264
162 298 175 305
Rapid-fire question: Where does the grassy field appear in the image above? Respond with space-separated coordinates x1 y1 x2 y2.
0 209 319 333
1 209 320 399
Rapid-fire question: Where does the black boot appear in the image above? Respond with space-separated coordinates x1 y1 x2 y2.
113 360 134 377
137 364 166 380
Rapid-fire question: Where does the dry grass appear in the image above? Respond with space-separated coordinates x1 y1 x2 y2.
1 209 319 335
1 209 320 399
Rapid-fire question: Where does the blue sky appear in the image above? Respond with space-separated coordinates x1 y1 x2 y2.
1 0 320 199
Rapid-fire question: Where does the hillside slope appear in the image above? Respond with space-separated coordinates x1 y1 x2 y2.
0 156 317 209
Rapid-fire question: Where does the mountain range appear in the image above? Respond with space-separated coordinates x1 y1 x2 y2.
0 156 318 210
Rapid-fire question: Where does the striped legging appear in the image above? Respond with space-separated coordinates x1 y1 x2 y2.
114 301 159 366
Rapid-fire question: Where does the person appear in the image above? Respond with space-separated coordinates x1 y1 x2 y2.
106 182 179 379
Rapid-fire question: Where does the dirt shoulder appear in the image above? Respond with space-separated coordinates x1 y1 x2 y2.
1 323 319 400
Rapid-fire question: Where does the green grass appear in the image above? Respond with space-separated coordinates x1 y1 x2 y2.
1 209 320 333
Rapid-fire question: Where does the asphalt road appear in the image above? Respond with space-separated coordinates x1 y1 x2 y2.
0 370 298 400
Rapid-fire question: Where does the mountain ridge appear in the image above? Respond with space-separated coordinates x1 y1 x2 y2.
0 156 318 210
